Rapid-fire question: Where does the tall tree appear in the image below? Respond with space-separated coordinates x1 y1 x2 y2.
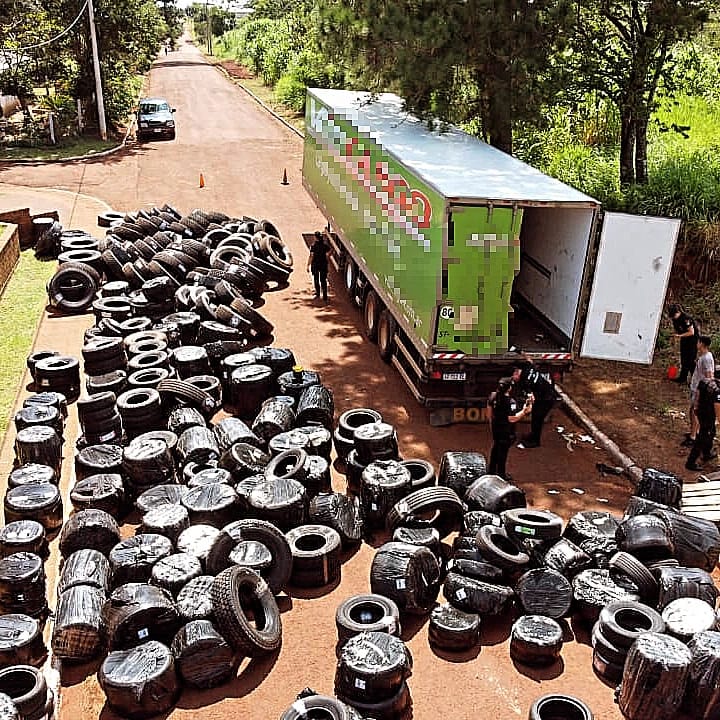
315 0 575 154
573 1 711 185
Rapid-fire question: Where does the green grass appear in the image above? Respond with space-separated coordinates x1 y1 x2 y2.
0 137 118 162
0 252 56 435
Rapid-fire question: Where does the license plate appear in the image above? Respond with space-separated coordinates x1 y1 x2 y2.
442 372 466 381
153 128 163 133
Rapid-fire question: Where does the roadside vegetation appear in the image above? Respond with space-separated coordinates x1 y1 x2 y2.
0 0 184 154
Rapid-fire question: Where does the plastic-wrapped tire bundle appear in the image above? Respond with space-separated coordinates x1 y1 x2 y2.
392 527 442 565
52 584 105 661
662 597 718 642
0 666 47 720
176 524 219 571
7 464 56 490
277 368 320 401
218 442 270 480
99 640 180 719
370 542 440 614
185 466 232 488
181 484 239 528
510 615 563 667
176 575 215 623
150 553 202 596
176 426 220 468
101 582 180 650
295 384 334 430
0 553 46 618
301 455 332 497
75 443 123 480
335 631 412 701
286 525 342 588
210 566 282 655
0 615 46 669
344 450 367 495
437 451 488 498
428 603 480 652
140 504 189 543
464 474 525 514
616 514 674 562
205 518 292 593
57 549 111 595
618 632 692 720
443 572 514 615
170 619 237 688
655 566 718 610
227 364 274 419
252 399 296 443
572 568 640 624
515 568 573 619
564 510 619 545
13 426 62 477
308 492 363 548
650 509 720 572
122 437 175 496
109 534 173 586
167 406 206 437
0 521 47 560
528 695 594 720
135 485 185 515
247 346 296 378
445 557 504 584
386 486 464 538
338 681 411 720
685 631 720 720
214 418 263 453
59 508 121 557
353 422 398 465
13 405 63 439
540 538 592 578
335 594 401 645
247 477 307 531
637 468 683 509
360 460 411 529
229 540 272 573
4 483 63 535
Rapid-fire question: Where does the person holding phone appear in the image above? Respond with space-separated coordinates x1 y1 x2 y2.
488 377 533 480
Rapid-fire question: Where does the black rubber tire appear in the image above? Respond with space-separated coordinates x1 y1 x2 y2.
337 680 411 720
592 648 625 687
98 211 124 228
279 694 355 720
598 599 665 650
205 518 292 594
47 263 100 313
476 525 530 572
156 378 216 415
386 486 464 538
528 694 594 720
285 524 342 588
363 290 381 342
377 309 397 363
210 565 282 655
0 666 47 720
335 594 401 643
400 459 436 491
591 622 628 665
265 449 308 482
608 551 658 602
503 508 563 541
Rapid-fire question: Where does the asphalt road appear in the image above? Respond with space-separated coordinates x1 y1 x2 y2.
0 38 634 720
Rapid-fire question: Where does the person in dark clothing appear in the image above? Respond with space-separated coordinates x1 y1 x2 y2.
488 377 533 480
307 231 330 301
686 376 720 470
512 360 557 448
669 304 697 384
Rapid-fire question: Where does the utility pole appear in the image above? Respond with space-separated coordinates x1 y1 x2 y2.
87 0 107 140
206 0 213 55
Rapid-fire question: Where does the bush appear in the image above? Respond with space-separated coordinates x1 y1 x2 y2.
275 48 346 113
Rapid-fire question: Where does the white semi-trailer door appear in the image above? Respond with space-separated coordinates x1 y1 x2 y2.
580 212 681 363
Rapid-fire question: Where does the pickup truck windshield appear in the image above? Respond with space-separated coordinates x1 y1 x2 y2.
140 103 169 113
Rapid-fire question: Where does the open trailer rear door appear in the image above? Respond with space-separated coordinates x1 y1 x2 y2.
580 212 681 364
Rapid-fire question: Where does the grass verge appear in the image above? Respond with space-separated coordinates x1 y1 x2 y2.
0 137 119 162
0 252 55 434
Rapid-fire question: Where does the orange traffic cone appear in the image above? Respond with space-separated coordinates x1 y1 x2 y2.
199 173 205 188
281 168 289 185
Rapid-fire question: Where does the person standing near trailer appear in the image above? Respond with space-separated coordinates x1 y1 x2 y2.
669 304 697 385
512 360 557 448
686 377 720 471
487 377 533 480
307 231 330 302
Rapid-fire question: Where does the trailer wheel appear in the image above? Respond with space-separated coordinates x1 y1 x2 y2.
363 290 381 342
377 310 397 363
344 259 357 299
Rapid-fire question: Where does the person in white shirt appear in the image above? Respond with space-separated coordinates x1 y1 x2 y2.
683 335 715 447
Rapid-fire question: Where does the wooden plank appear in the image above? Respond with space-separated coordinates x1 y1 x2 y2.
680 496 720 509
680 488 720 500
682 480 720 494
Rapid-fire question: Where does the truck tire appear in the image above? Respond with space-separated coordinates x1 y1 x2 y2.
377 310 397 363
343 259 358 300
363 290 381 342
529 694 594 720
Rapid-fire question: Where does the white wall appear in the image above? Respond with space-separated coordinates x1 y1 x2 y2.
514 206 595 339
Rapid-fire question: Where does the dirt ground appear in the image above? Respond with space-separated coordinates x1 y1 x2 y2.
0 38 706 720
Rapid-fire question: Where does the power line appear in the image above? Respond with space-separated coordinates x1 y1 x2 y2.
3 0 89 52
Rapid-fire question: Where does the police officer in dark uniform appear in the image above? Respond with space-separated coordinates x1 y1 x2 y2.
669 304 697 384
686 376 720 471
488 377 533 480
307 231 330 301
512 360 557 448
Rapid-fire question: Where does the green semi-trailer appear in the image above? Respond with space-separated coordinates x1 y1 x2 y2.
302 88 680 424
